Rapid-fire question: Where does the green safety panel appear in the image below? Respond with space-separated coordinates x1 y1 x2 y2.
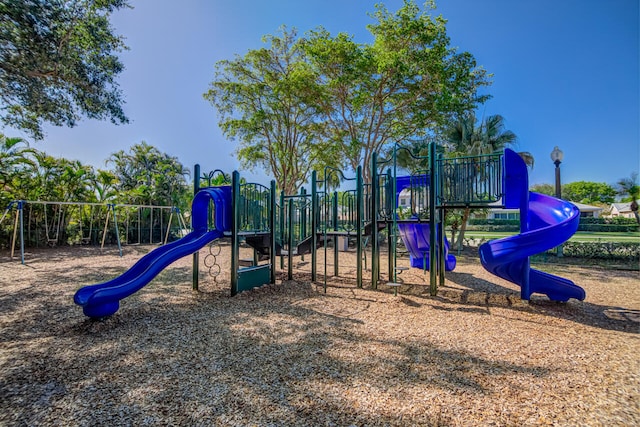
236 264 271 293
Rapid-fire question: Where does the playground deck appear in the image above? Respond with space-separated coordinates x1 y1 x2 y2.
0 245 638 426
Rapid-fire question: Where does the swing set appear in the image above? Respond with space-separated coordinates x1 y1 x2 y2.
0 200 188 264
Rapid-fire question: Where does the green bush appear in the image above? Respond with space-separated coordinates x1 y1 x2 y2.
467 219 519 232
557 241 640 260
466 224 520 232
577 223 639 232
579 216 637 225
468 217 638 232
468 219 520 226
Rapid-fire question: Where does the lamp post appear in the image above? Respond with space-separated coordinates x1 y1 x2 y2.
550 146 564 257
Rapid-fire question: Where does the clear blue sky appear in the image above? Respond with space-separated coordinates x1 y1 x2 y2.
11 0 640 187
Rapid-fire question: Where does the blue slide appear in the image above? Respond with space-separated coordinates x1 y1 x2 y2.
74 186 232 318
479 149 585 302
395 175 456 272
397 222 456 271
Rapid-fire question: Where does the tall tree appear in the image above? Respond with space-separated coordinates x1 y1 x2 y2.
58 159 95 202
562 181 616 205
0 0 130 139
444 112 532 249
0 134 34 188
107 142 190 209
617 172 639 224
304 0 490 183
204 27 332 195
446 113 519 157
92 169 118 203
530 183 555 196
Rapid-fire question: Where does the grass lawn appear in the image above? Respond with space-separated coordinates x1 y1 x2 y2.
463 230 640 243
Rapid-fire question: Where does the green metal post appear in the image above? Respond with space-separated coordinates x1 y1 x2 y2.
439 205 446 287
311 171 317 282
332 191 338 277
288 198 294 280
300 187 307 262
279 191 285 270
192 164 201 291
231 171 240 296
356 165 363 288
438 154 446 287
370 154 379 289
388 165 395 283
270 180 276 284
429 143 438 296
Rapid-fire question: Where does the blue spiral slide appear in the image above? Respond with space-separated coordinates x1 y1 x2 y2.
74 186 232 318
479 149 585 302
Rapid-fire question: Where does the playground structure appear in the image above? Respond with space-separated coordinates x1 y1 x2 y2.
0 200 188 263
73 143 585 319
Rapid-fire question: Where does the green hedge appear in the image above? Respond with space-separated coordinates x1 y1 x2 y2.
468 217 638 232
466 224 520 232
577 224 639 232
579 217 637 225
551 241 639 260
468 219 520 226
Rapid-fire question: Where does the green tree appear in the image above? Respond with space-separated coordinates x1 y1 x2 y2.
446 113 521 157
444 112 532 249
204 27 331 195
304 0 490 183
58 159 95 202
0 134 35 193
562 181 616 205
616 172 639 224
0 0 130 139
92 169 118 202
107 142 190 210
30 151 67 201
530 183 555 196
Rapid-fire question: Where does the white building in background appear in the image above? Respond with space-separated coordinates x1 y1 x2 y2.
607 201 640 219
478 200 603 220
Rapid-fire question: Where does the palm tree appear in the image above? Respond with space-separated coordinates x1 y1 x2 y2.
92 169 119 203
617 173 639 224
445 113 533 249
0 134 36 194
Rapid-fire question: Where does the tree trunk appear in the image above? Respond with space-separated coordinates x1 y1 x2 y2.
454 207 470 251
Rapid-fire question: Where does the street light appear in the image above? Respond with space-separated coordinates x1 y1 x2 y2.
550 146 563 199
550 146 564 257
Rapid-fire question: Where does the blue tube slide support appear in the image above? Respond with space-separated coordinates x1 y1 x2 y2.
397 222 456 271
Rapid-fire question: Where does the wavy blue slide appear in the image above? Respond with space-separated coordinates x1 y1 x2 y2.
74 186 232 318
479 149 585 302
397 222 456 271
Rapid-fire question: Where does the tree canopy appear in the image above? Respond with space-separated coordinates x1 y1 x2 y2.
562 181 616 205
304 0 490 183
204 0 490 191
0 0 130 139
532 181 618 206
0 135 191 213
616 172 639 224
107 142 191 208
530 183 555 196
204 27 331 195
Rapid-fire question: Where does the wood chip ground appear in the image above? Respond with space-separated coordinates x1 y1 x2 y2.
1 243 638 426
